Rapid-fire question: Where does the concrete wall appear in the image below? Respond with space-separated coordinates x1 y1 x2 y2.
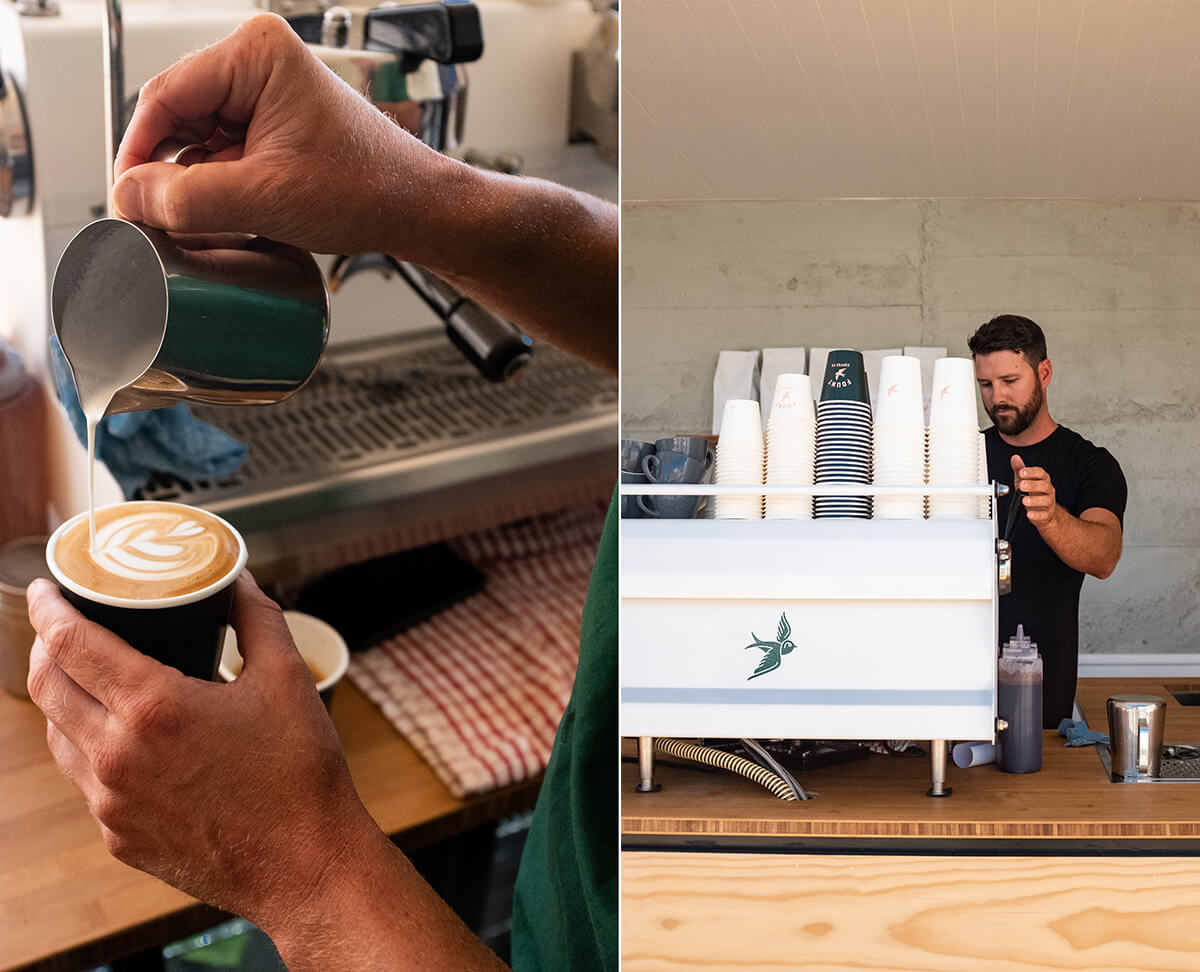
621 198 1200 655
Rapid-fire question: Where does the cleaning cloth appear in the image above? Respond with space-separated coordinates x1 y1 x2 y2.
1058 718 1109 747
50 336 247 498
349 501 607 798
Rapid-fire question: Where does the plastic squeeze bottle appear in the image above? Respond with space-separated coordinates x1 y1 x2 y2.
996 624 1043 773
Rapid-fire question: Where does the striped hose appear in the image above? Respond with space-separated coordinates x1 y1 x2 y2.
654 738 799 801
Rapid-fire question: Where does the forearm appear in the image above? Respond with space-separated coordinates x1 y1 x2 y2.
261 813 507 972
377 146 618 375
1036 511 1122 579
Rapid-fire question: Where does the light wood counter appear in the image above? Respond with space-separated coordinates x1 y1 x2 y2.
621 678 1200 970
0 679 540 972
623 678 1200 844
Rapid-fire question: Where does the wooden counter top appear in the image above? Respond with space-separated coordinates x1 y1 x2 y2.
0 678 540 972
622 678 1200 844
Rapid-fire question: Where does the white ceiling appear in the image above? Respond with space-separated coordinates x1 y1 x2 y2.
621 0 1200 201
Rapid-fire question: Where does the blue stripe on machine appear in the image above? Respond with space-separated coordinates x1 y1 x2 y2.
620 687 993 705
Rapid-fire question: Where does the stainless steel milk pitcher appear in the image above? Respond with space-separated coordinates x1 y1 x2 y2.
51 217 330 415
1106 694 1167 781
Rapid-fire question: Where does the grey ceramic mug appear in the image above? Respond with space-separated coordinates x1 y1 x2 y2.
620 470 647 519
621 438 656 473
638 453 708 518
654 436 714 470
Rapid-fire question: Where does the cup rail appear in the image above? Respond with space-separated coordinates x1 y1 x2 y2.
620 482 1008 498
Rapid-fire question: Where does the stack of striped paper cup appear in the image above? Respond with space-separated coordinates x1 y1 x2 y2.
926 356 981 519
714 398 765 519
872 355 926 520
764 373 815 519
815 351 872 519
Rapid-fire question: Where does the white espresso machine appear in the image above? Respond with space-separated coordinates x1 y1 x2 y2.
620 483 1006 796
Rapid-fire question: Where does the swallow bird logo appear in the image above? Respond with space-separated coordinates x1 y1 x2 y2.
744 613 797 680
940 385 951 398
827 364 853 389
887 383 899 397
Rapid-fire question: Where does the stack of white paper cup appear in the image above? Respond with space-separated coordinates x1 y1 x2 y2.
871 355 926 520
714 398 765 519
927 357 980 519
765 373 815 519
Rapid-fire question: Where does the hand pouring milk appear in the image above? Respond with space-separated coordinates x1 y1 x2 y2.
51 216 329 548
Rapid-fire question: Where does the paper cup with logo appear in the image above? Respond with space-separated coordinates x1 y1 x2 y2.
45 502 248 681
819 350 870 404
221 610 350 710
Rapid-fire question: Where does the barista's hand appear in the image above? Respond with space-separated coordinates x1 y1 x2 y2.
24 572 373 928
112 13 452 258
1011 454 1059 527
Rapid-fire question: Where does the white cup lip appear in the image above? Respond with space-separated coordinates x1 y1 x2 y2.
46 502 248 610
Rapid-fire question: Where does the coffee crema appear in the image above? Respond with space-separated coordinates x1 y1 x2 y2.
54 501 241 600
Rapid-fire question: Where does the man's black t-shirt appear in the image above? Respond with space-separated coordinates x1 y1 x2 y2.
985 426 1127 728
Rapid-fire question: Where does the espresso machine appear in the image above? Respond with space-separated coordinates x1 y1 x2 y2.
620 483 1006 797
0 0 617 554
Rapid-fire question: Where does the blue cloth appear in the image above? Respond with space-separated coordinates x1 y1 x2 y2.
1058 718 1109 747
49 336 248 498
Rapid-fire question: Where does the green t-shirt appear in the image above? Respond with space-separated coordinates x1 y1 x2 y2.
509 491 617 971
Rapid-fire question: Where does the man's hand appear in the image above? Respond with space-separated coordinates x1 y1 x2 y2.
1011 454 1058 527
1010 453 1123 579
110 13 617 373
113 13 449 259
25 571 370 928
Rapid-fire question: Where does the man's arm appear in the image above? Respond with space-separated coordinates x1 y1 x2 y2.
1011 455 1123 579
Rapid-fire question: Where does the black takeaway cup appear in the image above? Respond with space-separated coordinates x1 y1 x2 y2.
46 501 247 681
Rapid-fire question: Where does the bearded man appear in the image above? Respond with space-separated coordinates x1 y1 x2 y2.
969 315 1127 728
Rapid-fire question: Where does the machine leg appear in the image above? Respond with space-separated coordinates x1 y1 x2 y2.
634 736 661 793
927 739 953 798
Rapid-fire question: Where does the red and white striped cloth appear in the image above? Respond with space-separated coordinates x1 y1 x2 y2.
348 502 607 798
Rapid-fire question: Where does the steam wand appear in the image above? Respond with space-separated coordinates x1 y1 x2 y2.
329 254 532 383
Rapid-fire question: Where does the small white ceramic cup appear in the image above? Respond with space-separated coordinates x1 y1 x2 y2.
221 609 350 710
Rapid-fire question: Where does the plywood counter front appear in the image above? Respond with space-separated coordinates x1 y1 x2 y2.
621 678 1200 970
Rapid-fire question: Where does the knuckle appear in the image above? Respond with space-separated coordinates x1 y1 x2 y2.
124 691 174 734
26 651 55 705
41 615 90 668
124 691 179 739
99 822 136 866
159 183 192 232
92 744 130 790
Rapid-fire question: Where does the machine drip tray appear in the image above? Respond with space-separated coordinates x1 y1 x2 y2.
135 331 617 533
1098 743 1200 782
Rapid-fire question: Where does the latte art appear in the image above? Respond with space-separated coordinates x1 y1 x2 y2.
52 501 243 601
90 509 221 582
